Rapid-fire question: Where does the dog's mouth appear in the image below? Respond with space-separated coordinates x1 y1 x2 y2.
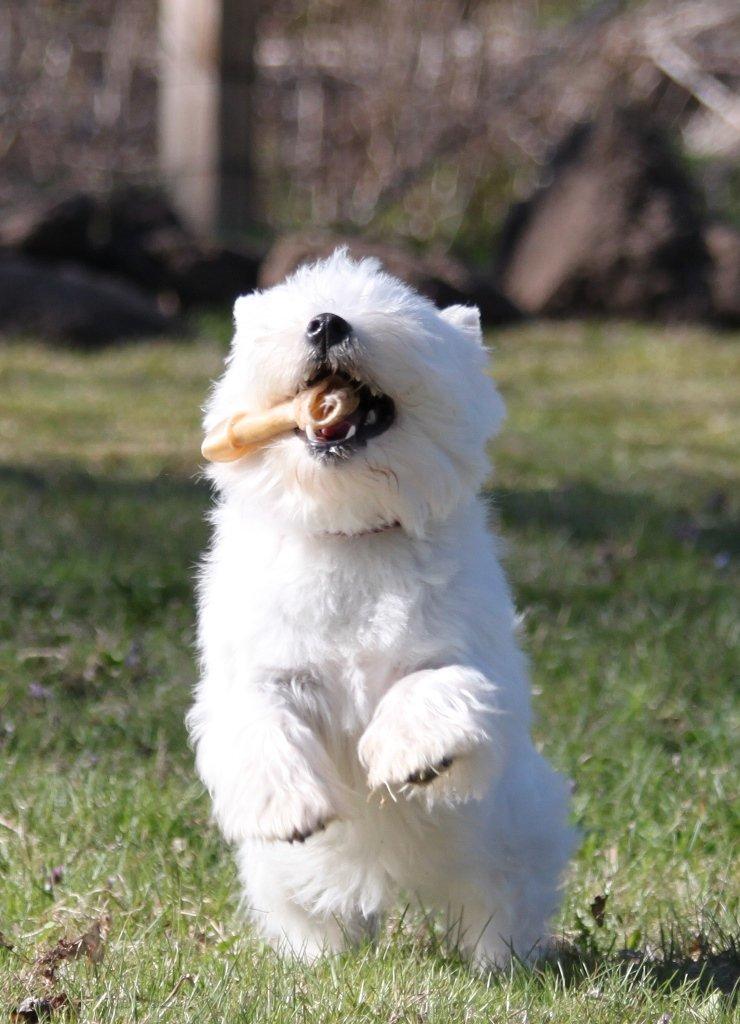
296 370 395 460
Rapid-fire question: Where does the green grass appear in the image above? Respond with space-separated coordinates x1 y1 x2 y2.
0 323 738 1022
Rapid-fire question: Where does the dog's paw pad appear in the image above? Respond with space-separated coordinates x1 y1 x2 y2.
406 756 453 787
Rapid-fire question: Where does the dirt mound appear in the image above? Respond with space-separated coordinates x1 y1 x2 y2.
0 256 174 346
705 222 740 326
1 190 260 310
497 106 713 322
260 234 522 327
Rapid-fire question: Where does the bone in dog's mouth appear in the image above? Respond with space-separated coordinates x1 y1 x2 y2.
297 369 395 459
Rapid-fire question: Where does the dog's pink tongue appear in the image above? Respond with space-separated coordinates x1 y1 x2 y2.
316 419 352 441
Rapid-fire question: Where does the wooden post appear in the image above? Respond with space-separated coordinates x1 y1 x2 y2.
158 0 258 239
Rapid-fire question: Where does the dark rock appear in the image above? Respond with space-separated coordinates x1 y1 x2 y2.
2 194 98 265
160 246 262 307
1 190 260 308
0 256 174 346
705 222 740 326
259 234 522 327
497 106 713 322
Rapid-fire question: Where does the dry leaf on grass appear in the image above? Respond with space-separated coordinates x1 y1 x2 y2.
0 815 22 836
688 933 708 962
161 973 196 1009
589 893 608 927
35 916 110 981
10 992 76 1022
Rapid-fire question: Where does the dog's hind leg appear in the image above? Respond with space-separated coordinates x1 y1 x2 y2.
435 753 576 969
418 871 517 969
412 752 575 970
237 842 370 961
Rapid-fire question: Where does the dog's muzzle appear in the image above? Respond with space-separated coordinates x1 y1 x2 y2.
298 313 395 460
306 312 352 356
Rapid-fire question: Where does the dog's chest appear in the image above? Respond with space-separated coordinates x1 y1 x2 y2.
273 536 457 725
272 537 432 659
213 528 457 677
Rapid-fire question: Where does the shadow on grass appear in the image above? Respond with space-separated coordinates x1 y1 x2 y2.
488 481 739 554
1 465 736 629
4 464 737 549
0 464 211 745
410 910 738 1001
545 938 739 1000
0 463 210 619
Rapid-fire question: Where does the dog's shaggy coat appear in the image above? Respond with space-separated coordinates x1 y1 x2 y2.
189 250 575 966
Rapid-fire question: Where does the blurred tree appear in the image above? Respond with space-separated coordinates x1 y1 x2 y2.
2 1 738 254
158 0 261 239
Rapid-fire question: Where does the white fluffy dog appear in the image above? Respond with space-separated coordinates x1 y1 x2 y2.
188 250 575 967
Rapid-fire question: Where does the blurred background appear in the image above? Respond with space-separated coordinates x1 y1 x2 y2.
1 5 739 1015
1 0 739 341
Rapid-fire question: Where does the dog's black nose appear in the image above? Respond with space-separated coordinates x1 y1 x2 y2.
306 312 351 351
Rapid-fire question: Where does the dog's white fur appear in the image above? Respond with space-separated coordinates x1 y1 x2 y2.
188 250 576 967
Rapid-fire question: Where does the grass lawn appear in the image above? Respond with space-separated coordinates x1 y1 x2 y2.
0 322 738 1022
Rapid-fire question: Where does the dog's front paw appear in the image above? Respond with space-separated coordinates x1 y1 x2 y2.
406 756 454 787
358 714 462 795
285 817 329 844
359 729 457 795
358 679 496 802
253 776 338 844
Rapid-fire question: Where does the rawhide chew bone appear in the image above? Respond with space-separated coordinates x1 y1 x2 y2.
201 378 359 463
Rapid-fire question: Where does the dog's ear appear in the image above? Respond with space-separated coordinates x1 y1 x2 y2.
233 292 259 331
439 304 483 345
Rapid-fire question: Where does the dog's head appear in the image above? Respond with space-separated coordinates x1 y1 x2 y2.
204 249 505 536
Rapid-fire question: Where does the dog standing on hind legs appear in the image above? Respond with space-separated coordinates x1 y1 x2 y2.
188 249 577 967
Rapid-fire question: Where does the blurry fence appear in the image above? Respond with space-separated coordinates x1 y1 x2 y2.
1 0 738 255
0 1 158 210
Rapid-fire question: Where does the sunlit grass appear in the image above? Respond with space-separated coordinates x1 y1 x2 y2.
0 323 737 1022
